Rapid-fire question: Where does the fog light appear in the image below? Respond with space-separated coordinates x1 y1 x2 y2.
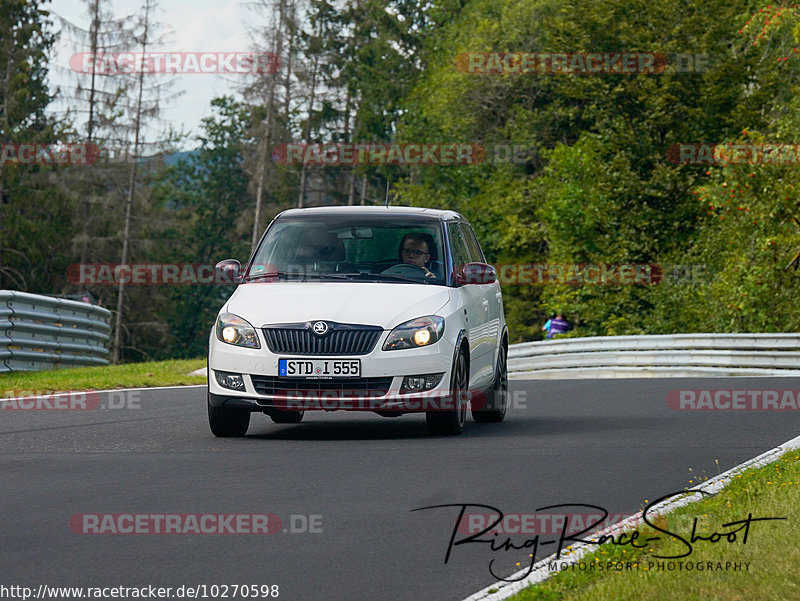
400 373 444 394
215 370 245 391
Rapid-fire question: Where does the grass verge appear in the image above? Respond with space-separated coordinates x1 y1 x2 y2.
504 450 800 601
0 358 206 394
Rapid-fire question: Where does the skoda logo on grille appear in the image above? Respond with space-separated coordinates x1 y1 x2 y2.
311 321 329 336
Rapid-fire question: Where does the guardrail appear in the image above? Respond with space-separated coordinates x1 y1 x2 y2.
508 333 800 378
0 291 112 373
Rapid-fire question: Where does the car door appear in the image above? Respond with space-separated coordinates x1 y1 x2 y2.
461 223 502 365
447 222 493 389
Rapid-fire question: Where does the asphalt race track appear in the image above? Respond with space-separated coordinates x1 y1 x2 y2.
1 378 798 601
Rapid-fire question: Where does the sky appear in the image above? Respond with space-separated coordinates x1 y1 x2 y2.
48 0 261 146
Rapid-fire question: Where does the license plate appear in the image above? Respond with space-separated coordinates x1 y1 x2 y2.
278 359 361 378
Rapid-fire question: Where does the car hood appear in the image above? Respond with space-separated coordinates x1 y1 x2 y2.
225 282 452 329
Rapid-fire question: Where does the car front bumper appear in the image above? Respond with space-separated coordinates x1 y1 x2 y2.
208 331 459 413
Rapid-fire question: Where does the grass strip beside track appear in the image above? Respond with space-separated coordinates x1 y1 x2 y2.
505 451 800 600
0 358 206 394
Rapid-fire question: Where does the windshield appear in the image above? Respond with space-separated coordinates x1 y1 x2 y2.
247 216 446 285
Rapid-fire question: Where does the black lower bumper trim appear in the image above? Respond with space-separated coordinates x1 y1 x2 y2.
208 392 260 410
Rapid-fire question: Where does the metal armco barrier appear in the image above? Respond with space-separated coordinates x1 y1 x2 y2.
0 291 111 373
508 333 800 379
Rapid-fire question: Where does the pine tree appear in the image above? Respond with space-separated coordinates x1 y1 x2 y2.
0 0 57 288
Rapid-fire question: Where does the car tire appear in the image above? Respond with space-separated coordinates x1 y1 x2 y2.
472 344 507 423
208 398 251 437
426 349 468 435
270 410 305 424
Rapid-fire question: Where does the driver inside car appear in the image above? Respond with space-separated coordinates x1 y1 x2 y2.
399 232 437 280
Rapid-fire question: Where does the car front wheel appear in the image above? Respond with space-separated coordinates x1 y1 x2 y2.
426 349 468 435
208 397 251 437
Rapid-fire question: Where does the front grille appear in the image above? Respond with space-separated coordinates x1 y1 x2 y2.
263 323 383 355
251 375 394 397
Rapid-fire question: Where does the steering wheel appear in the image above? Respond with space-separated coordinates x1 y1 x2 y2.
381 263 433 279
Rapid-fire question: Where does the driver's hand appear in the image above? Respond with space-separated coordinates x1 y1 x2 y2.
422 267 437 279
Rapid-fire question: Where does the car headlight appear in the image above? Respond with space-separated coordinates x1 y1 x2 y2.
215 312 261 348
383 316 444 351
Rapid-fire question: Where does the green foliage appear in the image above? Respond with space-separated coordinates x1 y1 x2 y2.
7 0 800 360
0 0 59 289
395 0 800 340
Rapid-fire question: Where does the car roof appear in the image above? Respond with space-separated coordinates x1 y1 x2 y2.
275 206 465 221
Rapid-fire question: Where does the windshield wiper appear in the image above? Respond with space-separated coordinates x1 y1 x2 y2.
245 271 351 282
244 271 288 281
336 272 427 284
298 273 352 280
245 271 427 283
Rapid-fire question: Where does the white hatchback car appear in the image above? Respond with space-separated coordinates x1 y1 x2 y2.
207 206 508 436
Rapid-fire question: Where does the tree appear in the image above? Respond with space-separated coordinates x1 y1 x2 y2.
242 0 291 252
111 0 182 363
0 0 57 288
150 97 253 358
53 0 136 277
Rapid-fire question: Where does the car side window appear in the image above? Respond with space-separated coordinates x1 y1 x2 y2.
460 224 485 263
447 222 471 280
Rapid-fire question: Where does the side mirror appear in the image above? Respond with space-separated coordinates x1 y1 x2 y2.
462 262 497 285
215 259 242 284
